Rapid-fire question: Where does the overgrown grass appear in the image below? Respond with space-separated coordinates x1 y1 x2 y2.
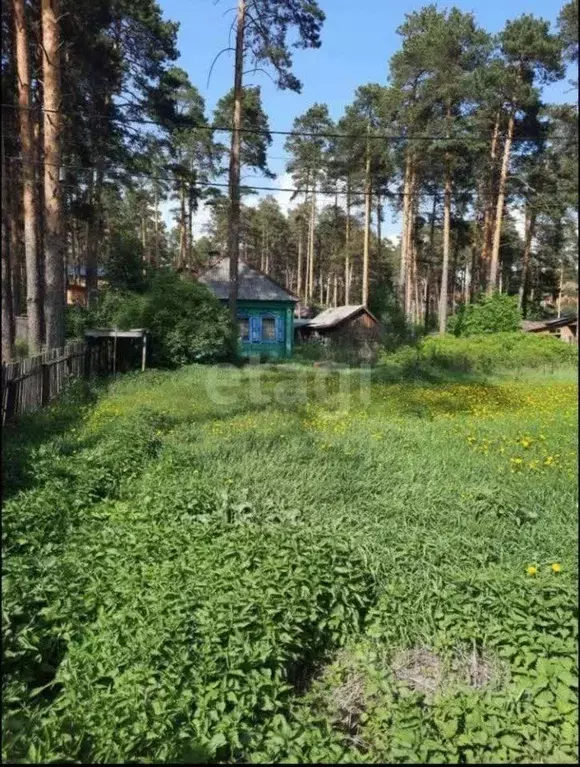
2 359 578 763
379 332 578 376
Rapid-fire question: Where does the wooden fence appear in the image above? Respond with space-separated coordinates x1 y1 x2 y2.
1 335 136 425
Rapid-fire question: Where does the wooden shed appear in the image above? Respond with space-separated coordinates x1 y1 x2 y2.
522 315 577 344
304 305 380 344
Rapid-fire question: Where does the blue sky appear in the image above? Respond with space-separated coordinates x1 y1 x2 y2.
157 0 574 237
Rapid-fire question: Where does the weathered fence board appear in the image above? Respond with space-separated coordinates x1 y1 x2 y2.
2 329 148 425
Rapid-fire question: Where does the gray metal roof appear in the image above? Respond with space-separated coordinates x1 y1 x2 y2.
308 305 377 329
198 257 297 302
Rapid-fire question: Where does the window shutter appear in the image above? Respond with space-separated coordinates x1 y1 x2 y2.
276 314 284 343
250 316 261 343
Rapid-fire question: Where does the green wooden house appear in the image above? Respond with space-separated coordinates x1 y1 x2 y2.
198 257 298 359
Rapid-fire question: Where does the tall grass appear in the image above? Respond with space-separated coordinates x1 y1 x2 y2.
2 360 577 764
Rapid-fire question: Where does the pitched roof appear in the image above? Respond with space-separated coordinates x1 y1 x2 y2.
523 314 577 332
307 305 378 329
197 257 297 302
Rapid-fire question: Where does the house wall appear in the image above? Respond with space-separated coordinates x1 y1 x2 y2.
235 300 295 359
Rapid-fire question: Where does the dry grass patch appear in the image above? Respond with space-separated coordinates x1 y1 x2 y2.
392 644 507 700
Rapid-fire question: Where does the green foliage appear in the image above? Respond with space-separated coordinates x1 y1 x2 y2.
104 231 149 293
380 332 578 375
1 362 577 763
65 272 235 366
449 294 522 336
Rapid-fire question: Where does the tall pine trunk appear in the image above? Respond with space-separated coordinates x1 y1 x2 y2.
345 177 351 304
489 111 515 294
362 129 371 307
2 121 15 360
296 227 303 301
438 104 453 334
153 184 159 268
376 193 382 265
179 180 187 268
86 165 103 307
438 165 452 334
42 0 65 349
15 0 42 352
556 260 564 318
404 164 416 318
227 0 245 323
399 151 412 307
481 111 501 288
308 185 316 301
518 206 536 317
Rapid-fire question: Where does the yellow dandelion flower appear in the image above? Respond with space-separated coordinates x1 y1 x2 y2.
551 563 561 573
527 566 537 577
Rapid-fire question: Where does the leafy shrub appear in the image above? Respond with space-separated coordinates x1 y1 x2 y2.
379 333 577 375
66 272 236 366
449 294 522 337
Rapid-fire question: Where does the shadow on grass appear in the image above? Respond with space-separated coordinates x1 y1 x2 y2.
2 377 111 501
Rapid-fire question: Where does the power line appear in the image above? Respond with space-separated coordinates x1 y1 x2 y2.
1 102 549 143
7 156 432 198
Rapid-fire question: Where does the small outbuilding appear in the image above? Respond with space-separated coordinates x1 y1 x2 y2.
198 257 298 359
296 304 382 363
304 305 380 342
522 314 577 344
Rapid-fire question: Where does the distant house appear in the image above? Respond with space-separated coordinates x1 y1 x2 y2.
198 257 298 359
304 305 380 343
66 266 106 307
522 315 577 344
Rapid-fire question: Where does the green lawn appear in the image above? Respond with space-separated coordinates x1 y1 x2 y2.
2 363 578 764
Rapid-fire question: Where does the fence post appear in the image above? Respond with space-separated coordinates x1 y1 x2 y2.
84 344 91 379
41 362 51 406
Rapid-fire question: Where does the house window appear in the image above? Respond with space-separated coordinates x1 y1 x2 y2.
262 316 276 342
238 317 250 342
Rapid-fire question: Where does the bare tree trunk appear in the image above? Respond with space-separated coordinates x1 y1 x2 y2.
489 111 514 294
518 207 536 317
404 164 416 318
42 0 65 349
308 185 316 301
2 121 15 360
345 176 351 304
362 130 372 307
481 111 501 289
333 273 338 307
438 166 452 334
557 260 564 318
296 227 303 301
179 180 187 268
227 0 246 323
86 166 104 308
187 176 194 267
376 192 382 265
8 152 24 317
399 151 412 306
15 0 43 352
153 184 159 268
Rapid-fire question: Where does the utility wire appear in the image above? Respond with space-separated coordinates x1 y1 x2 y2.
7 156 423 197
1 102 550 143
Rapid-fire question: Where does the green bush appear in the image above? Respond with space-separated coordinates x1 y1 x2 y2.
449 294 522 337
379 333 578 375
66 272 236 367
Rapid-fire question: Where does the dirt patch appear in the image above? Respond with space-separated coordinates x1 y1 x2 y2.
392 643 505 700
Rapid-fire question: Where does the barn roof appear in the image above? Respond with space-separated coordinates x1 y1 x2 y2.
197 257 297 302
307 305 378 329
522 315 577 332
